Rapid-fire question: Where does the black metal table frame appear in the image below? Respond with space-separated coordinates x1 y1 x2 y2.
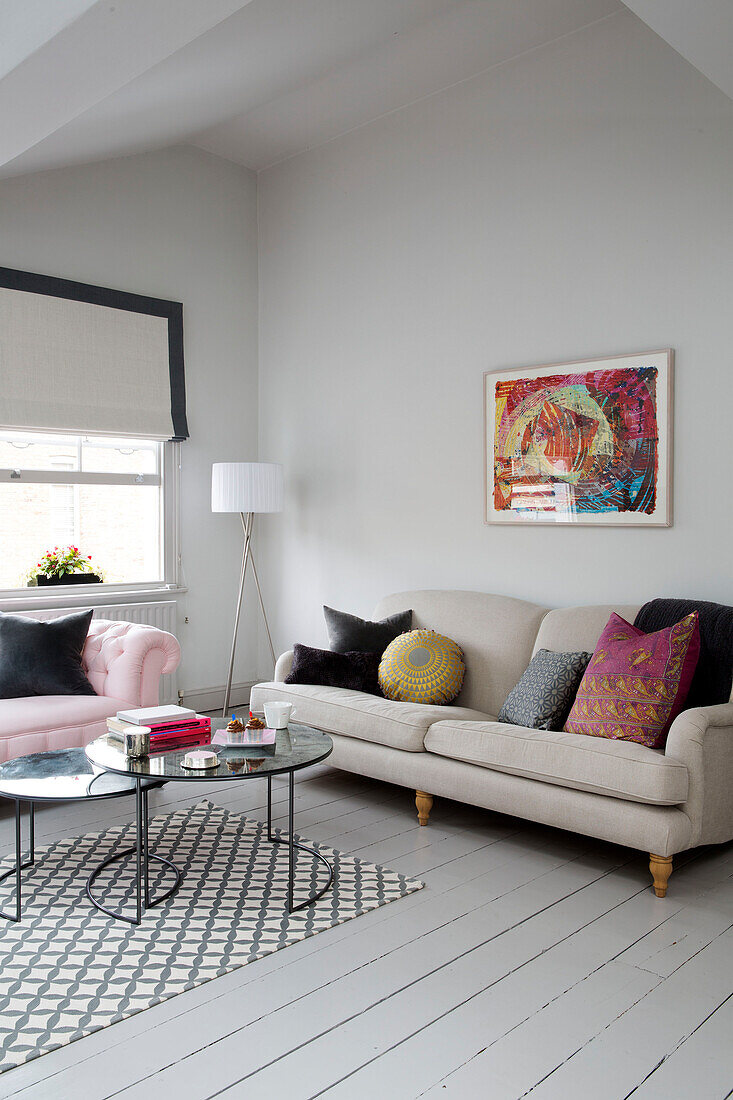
0 774 164 924
85 769 334 926
0 799 34 923
85 780 180 926
266 772 334 914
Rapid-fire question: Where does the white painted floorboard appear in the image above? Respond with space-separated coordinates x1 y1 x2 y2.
1 765 732 1099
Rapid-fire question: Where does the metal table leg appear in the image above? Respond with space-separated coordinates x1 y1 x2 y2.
267 775 275 842
135 777 143 925
288 771 295 913
0 800 35 923
86 783 180 926
142 785 151 909
267 772 333 914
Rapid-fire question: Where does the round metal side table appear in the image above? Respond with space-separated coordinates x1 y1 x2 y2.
0 748 163 924
85 722 333 926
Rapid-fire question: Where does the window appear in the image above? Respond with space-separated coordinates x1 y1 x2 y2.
0 430 178 591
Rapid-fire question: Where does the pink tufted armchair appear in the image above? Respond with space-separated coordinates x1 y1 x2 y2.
0 619 181 763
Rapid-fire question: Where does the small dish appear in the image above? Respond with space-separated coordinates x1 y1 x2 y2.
181 749 219 770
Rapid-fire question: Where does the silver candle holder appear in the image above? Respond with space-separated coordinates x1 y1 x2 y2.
123 729 150 758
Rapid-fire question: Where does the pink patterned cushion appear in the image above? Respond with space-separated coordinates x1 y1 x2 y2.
564 611 700 748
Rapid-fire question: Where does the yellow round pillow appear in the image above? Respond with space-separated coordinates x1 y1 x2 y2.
379 630 465 705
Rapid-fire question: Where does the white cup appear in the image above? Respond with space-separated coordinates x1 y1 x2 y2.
264 701 296 729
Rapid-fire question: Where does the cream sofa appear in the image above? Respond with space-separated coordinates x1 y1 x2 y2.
251 590 733 897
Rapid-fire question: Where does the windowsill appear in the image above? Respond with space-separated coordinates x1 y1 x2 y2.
0 582 187 612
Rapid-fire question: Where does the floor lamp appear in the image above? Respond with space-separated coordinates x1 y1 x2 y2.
212 462 283 717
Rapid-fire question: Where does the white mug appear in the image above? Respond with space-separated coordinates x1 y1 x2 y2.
264 701 296 729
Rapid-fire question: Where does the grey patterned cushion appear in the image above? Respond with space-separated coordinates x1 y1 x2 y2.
498 649 592 731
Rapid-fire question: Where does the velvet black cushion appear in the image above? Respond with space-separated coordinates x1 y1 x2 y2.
285 643 382 696
635 598 733 708
323 605 412 655
0 610 96 699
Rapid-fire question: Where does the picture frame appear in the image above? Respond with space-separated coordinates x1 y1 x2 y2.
484 349 673 527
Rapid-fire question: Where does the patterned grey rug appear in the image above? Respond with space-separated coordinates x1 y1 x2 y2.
0 799 423 1074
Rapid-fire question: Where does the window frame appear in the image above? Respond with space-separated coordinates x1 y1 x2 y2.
0 434 184 610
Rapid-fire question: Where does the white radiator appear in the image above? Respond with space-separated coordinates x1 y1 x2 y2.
23 601 179 703
91 601 176 635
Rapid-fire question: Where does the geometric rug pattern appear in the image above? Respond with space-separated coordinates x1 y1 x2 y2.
0 799 423 1074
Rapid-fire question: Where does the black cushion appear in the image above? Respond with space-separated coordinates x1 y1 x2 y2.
285 643 382 696
323 605 412 655
634 598 733 708
0 610 96 699
498 649 592 731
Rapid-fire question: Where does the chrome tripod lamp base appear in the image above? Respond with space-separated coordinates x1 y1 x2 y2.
212 463 283 717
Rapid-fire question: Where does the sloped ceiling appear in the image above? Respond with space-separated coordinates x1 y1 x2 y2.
0 0 620 178
622 0 733 103
0 0 256 174
0 0 729 181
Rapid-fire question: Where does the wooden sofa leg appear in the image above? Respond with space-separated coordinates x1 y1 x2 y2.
649 853 673 897
416 791 433 826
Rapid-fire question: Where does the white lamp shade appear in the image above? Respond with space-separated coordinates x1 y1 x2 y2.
212 462 283 513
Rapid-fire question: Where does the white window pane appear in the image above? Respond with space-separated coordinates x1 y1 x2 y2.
81 438 158 475
0 432 78 471
77 485 161 583
0 484 57 587
0 430 165 590
0 483 161 587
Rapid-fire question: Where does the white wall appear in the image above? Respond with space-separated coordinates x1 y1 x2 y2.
257 10 733 657
0 145 261 698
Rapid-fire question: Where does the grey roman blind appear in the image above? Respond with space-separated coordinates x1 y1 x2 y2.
0 267 188 441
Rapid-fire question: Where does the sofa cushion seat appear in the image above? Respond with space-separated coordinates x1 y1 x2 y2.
249 681 493 752
0 694 136 762
424 721 689 805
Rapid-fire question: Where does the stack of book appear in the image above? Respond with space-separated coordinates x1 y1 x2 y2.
107 705 212 752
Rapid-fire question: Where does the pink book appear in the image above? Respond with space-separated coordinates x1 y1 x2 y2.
149 730 211 753
148 716 211 736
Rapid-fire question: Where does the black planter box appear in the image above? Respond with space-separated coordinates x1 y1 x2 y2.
34 573 102 587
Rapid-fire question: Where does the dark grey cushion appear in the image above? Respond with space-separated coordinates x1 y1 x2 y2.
323 605 412 655
0 610 96 699
498 649 592 731
285 643 382 696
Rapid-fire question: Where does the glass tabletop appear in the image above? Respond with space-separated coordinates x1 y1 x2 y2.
85 722 333 781
0 748 161 803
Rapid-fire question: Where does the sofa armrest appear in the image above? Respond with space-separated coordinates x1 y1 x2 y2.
82 620 182 708
665 703 733 848
274 650 294 682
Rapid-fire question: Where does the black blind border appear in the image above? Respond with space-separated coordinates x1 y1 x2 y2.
0 265 189 441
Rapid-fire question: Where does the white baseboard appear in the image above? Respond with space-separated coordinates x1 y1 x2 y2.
179 680 258 714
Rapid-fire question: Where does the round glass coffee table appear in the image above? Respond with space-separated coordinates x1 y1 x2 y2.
0 748 163 924
85 722 333 925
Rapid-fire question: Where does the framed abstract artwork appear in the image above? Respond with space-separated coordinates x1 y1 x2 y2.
484 349 673 526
